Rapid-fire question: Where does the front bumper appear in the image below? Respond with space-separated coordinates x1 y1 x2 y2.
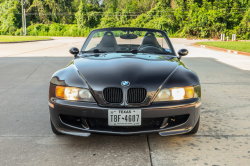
49 98 201 137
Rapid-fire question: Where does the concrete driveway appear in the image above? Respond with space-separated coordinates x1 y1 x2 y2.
0 37 250 166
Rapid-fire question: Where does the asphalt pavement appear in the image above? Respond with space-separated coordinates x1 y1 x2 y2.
0 37 250 166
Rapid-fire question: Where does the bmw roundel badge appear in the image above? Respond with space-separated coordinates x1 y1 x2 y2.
121 81 130 87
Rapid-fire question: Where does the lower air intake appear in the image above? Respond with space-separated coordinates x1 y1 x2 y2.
87 118 163 132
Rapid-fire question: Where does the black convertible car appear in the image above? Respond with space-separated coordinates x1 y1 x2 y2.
49 28 201 137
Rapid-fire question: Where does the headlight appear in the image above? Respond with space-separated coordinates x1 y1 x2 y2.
154 86 195 102
56 86 95 102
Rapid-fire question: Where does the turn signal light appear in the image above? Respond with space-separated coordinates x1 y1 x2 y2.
184 86 194 99
56 86 65 99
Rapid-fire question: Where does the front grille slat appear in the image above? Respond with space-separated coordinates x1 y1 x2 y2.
117 88 119 103
103 88 123 103
127 88 147 103
116 89 118 103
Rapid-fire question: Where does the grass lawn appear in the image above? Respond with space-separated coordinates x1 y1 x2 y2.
196 41 250 53
0 36 52 42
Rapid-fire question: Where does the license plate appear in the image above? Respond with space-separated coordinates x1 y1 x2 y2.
108 109 141 126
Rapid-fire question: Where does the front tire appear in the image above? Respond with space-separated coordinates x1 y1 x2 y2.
50 120 63 135
186 117 200 135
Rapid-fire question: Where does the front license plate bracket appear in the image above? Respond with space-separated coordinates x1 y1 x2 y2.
108 109 141 126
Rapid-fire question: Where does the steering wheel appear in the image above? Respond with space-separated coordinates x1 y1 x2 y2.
139 45 163 53
126 45 132 51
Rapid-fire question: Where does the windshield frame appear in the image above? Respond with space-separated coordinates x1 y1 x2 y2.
80 28 176 56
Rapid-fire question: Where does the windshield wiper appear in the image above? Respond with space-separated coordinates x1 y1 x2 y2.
81 49 106 54
116 49 138 54
153 52 173 55
138 51 172 55
116 50 130 53
93 49 106 53
82 54 101 58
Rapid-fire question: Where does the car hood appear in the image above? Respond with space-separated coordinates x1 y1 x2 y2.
74 53 179 92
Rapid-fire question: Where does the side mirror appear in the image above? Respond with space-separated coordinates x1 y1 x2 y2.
178 49 188 60
69 47 79 57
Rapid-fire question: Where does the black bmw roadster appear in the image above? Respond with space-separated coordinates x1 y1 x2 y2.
49 28 201 137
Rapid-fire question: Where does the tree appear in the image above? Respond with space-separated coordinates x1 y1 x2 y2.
0 0 21 34
75 0 102 29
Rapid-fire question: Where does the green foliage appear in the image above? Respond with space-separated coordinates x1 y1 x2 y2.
26 0 76 24
9 26 16 35
0 0 250 39
76 0 103 29
177 1 228 38
129 3 177 34
0 0 21 35
15 23 92 37
236 8 250 39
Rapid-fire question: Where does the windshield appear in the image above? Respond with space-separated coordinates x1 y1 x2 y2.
81 29 173 54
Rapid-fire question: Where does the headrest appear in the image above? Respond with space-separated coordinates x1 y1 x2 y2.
141 32 159 46
100 31 118 47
